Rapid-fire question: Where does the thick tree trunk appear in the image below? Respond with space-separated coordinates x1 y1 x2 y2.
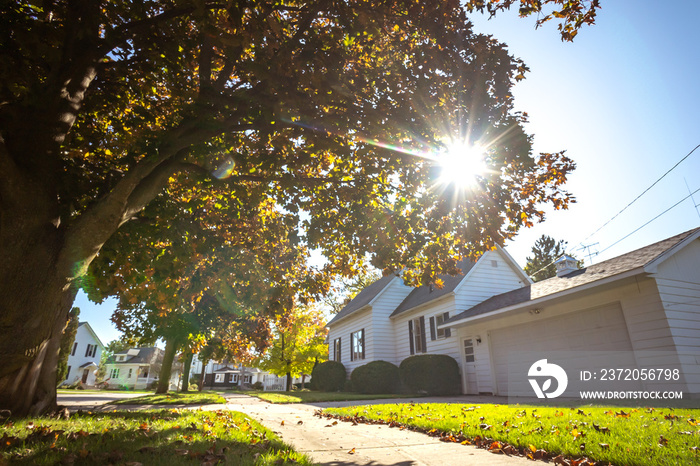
180 352 193 392
156 337 179 394
0 273 77 416
0 175 79 416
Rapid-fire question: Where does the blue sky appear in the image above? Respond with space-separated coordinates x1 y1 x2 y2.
77 1 700 344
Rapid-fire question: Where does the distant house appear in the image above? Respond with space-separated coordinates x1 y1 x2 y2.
328 228 700 397
103 347 175 390
61 322 104 387
191 359 298 391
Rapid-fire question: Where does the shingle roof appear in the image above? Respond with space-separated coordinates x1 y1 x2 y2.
109 347 163 365
390 260 476 317
446 227 700 324
327 274 397 326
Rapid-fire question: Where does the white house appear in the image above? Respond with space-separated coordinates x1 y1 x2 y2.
191 358 302 391
327 228 700 398
104 347 173 390
62 322 104 387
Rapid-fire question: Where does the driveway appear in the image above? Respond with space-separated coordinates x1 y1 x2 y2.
223 393 533 466
57 391 144 410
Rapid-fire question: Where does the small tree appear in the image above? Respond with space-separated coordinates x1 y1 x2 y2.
255 307 328 391
56 307 80 385
524 235 582 282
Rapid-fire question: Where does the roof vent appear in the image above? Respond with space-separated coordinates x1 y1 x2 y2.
554 255 579 277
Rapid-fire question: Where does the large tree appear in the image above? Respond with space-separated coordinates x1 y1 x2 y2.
0 0 592 415
56 307 80 385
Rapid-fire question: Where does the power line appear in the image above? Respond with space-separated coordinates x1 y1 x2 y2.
522 143 699 280
597 186 700 256
576 143 700 248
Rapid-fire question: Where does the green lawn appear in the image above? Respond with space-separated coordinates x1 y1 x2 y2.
111 392 227 406
247 390 422 404
323 403 700 466
0 409 311 465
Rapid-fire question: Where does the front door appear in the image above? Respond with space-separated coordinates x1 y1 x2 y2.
81 368 90 384
462 337 478 394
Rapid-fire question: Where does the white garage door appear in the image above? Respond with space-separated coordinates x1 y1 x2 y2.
490 302 634 395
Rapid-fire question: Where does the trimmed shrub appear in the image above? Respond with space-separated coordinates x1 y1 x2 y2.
311 361 347 392
252 381 264 390
399 354 461 395
351 361 400 394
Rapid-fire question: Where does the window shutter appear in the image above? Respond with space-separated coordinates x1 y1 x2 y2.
429 316 436 341
338 338 341 362
360 329 365 359
85 344 91 357
350 333 354 361
71 342 77 356
443 312 451 337
408 320 414 355
419 316 427 353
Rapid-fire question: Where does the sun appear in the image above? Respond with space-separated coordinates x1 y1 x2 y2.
437 141 488 187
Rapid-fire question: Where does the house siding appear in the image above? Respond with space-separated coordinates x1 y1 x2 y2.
391 295 461 366
371 278 412 365
453 250 528 311
654 238 700 393
455 275 689 396
63 323 103 386
327 307 373 376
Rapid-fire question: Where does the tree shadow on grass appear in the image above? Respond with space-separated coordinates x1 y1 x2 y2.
2 409 311 465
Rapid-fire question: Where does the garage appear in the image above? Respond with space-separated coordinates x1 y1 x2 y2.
488 302 634 396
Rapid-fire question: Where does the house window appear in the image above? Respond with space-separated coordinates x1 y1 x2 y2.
230 374 238 383
243 375 252 384
91 345 97 357
350 329 365 361
128 368 133 379
85 344 93 357
463 338 475 363
110 368 120 379
333 338 341 362
71 342 77 356
408 317 426 355
139 367 149 379
430 312 452 340
215 373 224 383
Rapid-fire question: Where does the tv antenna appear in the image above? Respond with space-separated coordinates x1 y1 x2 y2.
577 242 599 265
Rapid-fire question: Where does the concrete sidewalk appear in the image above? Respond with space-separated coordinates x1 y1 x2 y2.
223 393 533 466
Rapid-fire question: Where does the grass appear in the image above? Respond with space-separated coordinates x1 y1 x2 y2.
248 391 420 404
111 392 227 406
323 403 700 466
0 409 312 465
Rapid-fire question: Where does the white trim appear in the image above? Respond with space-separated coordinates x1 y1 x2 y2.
644 229 700 274
442 267 645 328
327 304 371 327
388 291 454 320
367 275 402 307
78 322 105 350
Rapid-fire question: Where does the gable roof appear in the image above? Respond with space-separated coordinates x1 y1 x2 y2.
109 347 163 365
390 260 476 317
445 227 700 325
77 322 105 349
326 274 398 326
